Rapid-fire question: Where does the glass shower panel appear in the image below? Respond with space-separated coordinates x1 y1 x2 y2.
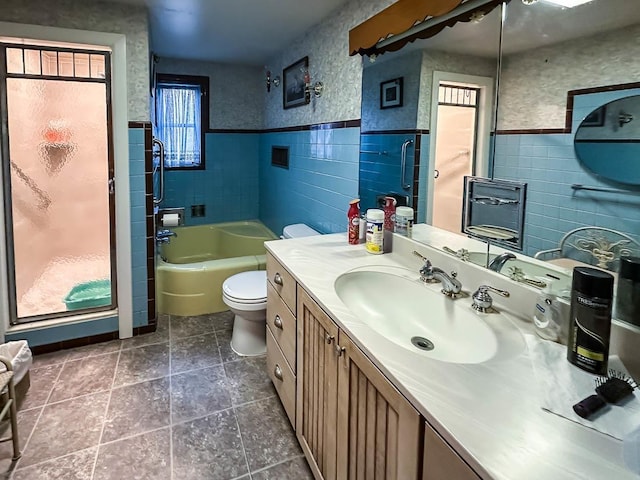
6 77 112 319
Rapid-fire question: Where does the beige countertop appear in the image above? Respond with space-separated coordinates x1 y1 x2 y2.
265 226 639 480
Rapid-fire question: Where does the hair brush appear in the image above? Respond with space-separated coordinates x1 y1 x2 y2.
573 370 638 420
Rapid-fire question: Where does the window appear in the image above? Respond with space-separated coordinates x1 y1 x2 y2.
154 74 208 169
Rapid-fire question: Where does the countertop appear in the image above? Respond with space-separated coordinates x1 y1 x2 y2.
265 226 639 480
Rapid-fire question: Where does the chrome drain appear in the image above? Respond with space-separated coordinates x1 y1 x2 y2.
411 336 434 351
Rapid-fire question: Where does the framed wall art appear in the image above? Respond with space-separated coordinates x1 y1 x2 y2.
380 77 403 109
283 56 310 109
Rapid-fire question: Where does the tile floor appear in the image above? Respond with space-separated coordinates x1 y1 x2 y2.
0 312 313 480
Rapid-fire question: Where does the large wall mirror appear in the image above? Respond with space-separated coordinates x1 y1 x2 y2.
358 2 503 232
358 0 640 324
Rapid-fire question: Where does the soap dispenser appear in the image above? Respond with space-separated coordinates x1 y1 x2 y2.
533 280 564 343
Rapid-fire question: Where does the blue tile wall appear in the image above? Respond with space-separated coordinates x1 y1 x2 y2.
162 133 260 225
129 128 149 328
259 127 360 235
6 128 149 346
416 133 430 223
494 89 640 257
359 133 416 212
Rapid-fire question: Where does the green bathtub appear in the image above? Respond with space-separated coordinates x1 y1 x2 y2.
156 220 277 316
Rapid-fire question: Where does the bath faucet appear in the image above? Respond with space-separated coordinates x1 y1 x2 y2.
471 285 510 313
413 251 462 298
488 252 516 272
156 229 177 239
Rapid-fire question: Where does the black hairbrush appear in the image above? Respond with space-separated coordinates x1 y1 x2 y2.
573 370 638 420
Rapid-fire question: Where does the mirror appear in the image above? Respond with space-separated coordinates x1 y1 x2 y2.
358 2 503 228
358 0 640 305
574 95 640 185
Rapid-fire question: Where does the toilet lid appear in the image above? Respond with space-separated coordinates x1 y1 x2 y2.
223 270 267 302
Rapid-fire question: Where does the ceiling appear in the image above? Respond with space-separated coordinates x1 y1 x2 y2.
92 0 350 65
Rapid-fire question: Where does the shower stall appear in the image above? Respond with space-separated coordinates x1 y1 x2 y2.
0 40 117 324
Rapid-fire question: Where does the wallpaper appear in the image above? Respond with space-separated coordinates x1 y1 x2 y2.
264 0 394 129
0 0 150 121
156 57 264 130
498 23 640 130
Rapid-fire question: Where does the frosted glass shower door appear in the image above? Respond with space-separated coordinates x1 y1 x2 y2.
2 45 116 322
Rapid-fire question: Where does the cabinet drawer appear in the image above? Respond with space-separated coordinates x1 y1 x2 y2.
266 253 296 315
267 327 296 428
267 282 296 373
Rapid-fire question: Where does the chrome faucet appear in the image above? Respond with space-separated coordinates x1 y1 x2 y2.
413 251 462 298
156 229 177 246
471 285 510 313
156 229 177 239
488 252 516 272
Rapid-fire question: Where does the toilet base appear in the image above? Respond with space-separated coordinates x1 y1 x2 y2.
230 313 266 356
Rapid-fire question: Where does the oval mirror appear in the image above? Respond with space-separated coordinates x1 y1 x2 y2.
574 95 640 185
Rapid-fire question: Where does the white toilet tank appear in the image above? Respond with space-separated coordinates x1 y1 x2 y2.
282 223 320 239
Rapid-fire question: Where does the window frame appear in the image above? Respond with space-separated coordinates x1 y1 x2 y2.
154 73 209 171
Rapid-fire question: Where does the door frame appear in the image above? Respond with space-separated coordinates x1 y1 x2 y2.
0 22 132 340
426 71 494 225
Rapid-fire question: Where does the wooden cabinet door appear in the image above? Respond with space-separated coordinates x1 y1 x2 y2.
423 422 481 480
336 333 422 480
297 286 340 480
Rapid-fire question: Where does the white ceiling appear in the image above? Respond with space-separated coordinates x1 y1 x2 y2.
92 0 640 66
94 0 350 65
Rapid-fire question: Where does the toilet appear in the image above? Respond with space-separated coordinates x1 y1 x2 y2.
222 223 320 356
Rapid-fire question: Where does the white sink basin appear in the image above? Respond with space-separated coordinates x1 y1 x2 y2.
334 269 525 364
466 252 572 293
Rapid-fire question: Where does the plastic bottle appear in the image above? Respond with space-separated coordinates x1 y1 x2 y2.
383 197 396 230
383 197 396 253
533 280 562 342
567 267 614 375
365 209 384 254
395 206 414 238
347 199 360 245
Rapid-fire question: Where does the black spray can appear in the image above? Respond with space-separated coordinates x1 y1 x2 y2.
567 267 614 375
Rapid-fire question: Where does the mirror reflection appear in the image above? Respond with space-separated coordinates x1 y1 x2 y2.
358 3 502 228
358 0 640 319
574 95 640 185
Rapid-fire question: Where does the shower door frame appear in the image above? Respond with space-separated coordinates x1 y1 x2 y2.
0 42 118 325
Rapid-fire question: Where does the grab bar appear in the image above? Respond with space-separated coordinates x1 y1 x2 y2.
152 138 165 205
400 139 413 190
10 161 51 209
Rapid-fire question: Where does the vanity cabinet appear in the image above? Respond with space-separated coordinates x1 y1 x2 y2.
266 253 298 427
297 286 422 480
423 422 481 480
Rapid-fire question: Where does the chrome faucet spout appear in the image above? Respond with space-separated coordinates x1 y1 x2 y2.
431 267 462 297
413 250 462 297
488 252 516 272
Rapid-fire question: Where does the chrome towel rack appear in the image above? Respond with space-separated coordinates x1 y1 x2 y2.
571 184 639 196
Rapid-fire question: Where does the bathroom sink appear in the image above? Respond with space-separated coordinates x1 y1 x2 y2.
334 270 524 364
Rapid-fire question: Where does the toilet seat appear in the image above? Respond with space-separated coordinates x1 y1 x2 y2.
222 270 267 304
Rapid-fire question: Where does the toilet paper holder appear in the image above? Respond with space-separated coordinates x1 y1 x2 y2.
157 207 184 227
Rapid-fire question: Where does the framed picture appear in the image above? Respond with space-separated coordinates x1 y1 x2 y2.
380 77 403 109
582 105 606 127
283 56 310 109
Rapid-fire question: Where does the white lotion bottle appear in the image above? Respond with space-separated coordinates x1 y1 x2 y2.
533 280 562 342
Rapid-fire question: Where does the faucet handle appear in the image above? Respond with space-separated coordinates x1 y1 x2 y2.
413 250 428 262
472 285 510 313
